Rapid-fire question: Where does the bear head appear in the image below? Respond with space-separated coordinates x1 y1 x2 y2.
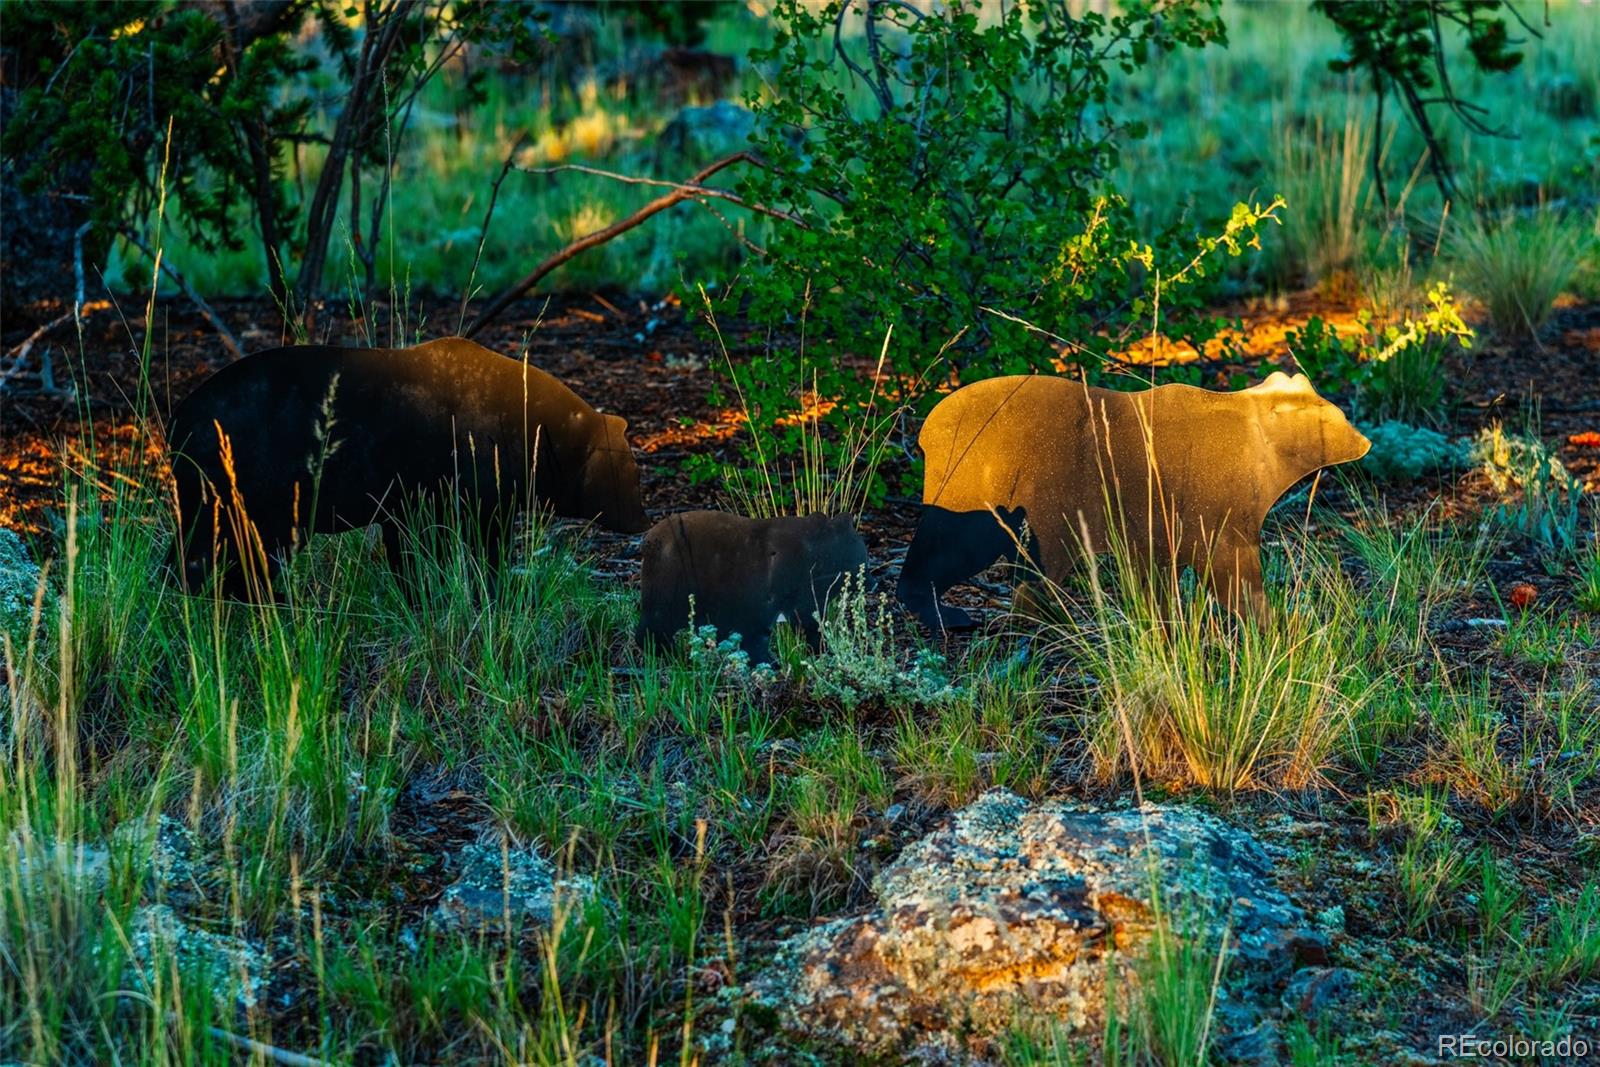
581 414 650 533
1254 371 1370 480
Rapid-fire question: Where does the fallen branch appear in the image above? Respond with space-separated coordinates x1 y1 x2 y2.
122 230 244 360
162 1013 331 1067
465 151 782 339
1 311 74 392
0 301 114 394
512 159 807 229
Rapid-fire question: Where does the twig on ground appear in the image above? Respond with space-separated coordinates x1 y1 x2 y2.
1 299 113 395
2 311 74 392
121 230 244 360
161 1013 331 1067
465 152 785 339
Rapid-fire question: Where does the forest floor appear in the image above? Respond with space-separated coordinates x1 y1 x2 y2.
3 291 1599 1064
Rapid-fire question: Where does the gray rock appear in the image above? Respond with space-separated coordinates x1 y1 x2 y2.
1218 1019 1282 1067
11 817 198 922
749 789 1315 1062
1281 965 1359 1025
657 101 755 160
11 837 110 897
113 814 200 894
127 904 269 1012
433 839 596 932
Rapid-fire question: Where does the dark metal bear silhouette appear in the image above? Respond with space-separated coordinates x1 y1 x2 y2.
639 511 869 664
168 336 648 597
898 371 1371 627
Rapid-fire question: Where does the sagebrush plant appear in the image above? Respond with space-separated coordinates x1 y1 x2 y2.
1472 423 1591 560
1357 420 1469 482
1446 207 1586 341
806 567 962 711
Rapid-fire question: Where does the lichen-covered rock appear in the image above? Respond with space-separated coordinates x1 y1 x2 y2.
113 814 201 895
433 839 596 932
128 904 269 1012
1281 965 1359 1025
749 789 1317 1062
0 525 47 631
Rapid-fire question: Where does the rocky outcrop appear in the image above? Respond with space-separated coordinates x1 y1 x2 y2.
749 790 1319 1062
433 839 597 932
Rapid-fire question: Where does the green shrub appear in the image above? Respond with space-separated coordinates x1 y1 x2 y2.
1472 424 1590 560
1359 421 1470 483
729 0 1284 474
1446 209 1586 341
1288 280 1473 422
805 569 962 711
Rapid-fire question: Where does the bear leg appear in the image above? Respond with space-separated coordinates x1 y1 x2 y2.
1204 540 1268 622
897 505 1021 632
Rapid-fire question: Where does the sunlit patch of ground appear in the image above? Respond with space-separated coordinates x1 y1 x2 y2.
1 425 169 536
1108 291 1370 367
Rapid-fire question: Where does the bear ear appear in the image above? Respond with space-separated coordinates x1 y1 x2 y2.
1259 369 1312 392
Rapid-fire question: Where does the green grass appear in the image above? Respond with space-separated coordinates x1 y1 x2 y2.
1445 207 1590 341
10 356 1600 1062
1037 524 1388 795
9 2 1600 1060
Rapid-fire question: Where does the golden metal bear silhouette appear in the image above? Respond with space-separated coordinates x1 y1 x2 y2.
897 371 1371 627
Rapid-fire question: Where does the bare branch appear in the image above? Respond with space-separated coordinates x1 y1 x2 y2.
465 152 776 339
122 230 245 360
458 131 530 335
862 0 901 116
512 159 808 227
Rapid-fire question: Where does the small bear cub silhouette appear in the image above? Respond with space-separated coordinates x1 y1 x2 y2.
639 511 870 664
